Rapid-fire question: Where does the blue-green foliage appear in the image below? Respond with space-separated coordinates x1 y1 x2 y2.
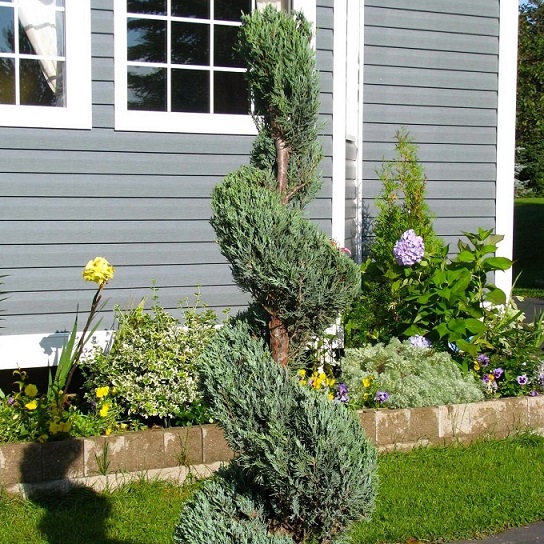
174 465 294 544
175 321 378 542
211 167 360 359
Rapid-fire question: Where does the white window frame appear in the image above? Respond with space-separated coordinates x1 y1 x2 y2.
114 0 257 134
0 0 92 129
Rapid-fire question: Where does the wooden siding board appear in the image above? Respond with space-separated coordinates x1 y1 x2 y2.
365 27 498 55
364 124 497 145
364 86 497 110
363 104 497 127
363 143 497 163
364 65 498 91
365 0 499 18
364 46 498 73
363 162 496 182
365 6 498 36
0 174 334 198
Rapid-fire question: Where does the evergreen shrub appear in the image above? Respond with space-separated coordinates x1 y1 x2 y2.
176 320 378 543
211 167 360 361
174 465 294 544
341 338 484 409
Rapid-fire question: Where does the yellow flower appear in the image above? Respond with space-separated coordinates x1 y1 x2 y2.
95 386 110 399
99 402 110 417
327 393 334 400
474 362 481 371
25 400 38 411
49 421 61 434
488 373 495 382
38 434 48 443
60 421 72 433
24 384 38 398
362 377 372 388
363 393 369 401
105 428 112 436
297 369 306 378
82 257 115 285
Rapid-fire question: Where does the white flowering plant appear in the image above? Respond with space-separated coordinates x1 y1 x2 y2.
81 290 221 425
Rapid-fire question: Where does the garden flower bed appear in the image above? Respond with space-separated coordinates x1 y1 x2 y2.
3 395 543 494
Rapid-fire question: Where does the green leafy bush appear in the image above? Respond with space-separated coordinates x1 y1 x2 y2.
176 320 378 543
82 293 219 423
345 129 443 346
341 338 484 409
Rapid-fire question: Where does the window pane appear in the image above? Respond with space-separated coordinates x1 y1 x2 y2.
171 21 209 65
0 58 15 104
214 71 248 114
19 7 64 56
171 0 209 19
127 0 166 15
214 25 242 68
171 68 209 112
0 6 14 53
55 0 65 7
127 18 166 62
128 66 167 110
20 59 63 106
215 0 251 21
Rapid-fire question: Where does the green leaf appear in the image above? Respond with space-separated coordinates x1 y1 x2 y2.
465 318 486 334
456 338 478 357
456 250 476 263
485 287 507 305
483 257 512 271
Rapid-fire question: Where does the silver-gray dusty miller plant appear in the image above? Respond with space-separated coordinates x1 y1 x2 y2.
341 338 484 409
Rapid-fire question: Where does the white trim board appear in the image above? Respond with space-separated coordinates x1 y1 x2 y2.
0 331 114 371
495 0 518 295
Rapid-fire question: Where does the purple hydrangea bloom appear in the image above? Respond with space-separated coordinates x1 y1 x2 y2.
375 391 390 403
393 229 425 266
493 368 504 379
335 383 349 404
517 374 528 386
408 335 432 349
477 354 490 367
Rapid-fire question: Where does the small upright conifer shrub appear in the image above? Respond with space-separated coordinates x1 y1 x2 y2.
174 321 378 543
211 6 360 365
175 7 377 543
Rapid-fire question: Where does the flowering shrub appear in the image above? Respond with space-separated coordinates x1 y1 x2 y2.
340 338 484 409
81 291 219 423
393 229 425 266
0 370 125 443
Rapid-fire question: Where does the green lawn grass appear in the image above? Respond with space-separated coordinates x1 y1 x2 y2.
513 198 544 295
1 435 543 544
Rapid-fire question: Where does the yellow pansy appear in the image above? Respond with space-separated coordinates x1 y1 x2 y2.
99 402 110 417
327 393 334 401
49 421 61 434
362 377 373 388
95 386 110 399
38 434 48 443
82 257 115 285
25 400 38 411
105 428 112 436
60 421 72 433
298 369 306 377
24 384 38 398
473 362 480 371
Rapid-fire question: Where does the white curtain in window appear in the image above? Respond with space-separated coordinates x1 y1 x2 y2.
18 0 59 93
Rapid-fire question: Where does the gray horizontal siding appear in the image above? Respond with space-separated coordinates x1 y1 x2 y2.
0 0 335 337
361 0 499 254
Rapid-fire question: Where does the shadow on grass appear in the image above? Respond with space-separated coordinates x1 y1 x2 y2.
20 440 138 544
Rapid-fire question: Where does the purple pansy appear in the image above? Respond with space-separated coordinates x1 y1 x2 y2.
7 396 15 406
375 391 390 403
493 368 504 379
530 390 539 397
393 229 425 266
477 354 490 367
517 374 528 386
335 383 349 404
408 335 432 349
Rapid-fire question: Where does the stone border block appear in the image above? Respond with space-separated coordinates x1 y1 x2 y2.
202 424 234 464
164 425 203 467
